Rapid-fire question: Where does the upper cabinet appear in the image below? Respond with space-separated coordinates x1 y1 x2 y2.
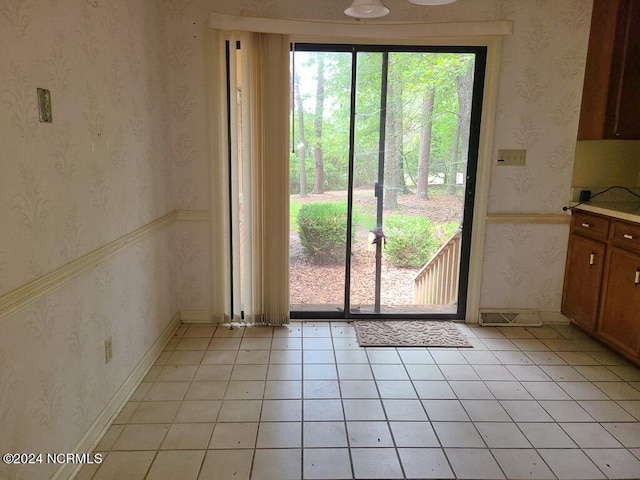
578 0 640 140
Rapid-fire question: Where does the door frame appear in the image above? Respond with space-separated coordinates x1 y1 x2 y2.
209 13 511 323
290 43 488 321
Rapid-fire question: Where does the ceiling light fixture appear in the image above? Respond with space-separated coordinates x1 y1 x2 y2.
344 0 390 19
408 0 457 5
345 0 457 19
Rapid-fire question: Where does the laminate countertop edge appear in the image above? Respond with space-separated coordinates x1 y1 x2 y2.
571 202 640 223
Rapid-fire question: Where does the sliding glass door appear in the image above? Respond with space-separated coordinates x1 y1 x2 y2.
289 44 485 320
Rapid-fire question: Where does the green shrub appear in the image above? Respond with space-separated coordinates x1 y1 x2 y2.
297 202 353 264
435 221 460 244
383 215 440 268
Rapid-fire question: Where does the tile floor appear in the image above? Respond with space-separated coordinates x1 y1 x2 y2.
77 321 640 480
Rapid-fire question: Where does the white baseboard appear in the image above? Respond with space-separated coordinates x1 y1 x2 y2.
59 311 182 480
180 310 215 323
539 311 571 325
478 309 571 327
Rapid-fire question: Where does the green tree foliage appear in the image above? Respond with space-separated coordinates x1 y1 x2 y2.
383 215 440 268
297 202 356 264
291 49 475 197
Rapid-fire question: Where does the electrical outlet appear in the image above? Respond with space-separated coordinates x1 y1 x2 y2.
497 149 526 166
105 337 113 364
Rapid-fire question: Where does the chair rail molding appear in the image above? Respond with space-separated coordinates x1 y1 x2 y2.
0 211 178 321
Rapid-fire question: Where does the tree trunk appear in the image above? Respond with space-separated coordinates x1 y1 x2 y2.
417 88 435 199
312 54 325 194
450 62 473 195
384 63 403 210
294 72 307 197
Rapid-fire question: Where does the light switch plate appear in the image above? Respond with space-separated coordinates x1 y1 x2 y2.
497 149 526 166
37 88 52 123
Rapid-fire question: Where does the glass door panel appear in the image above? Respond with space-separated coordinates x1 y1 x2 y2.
289 50 352 314
288 44 483 320
349 50 474 316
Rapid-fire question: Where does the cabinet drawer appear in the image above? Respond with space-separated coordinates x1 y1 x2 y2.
572 212 610 240
611 220 640 253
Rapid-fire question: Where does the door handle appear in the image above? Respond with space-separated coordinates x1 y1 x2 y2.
589 253 595 265
635 269 640 286
370 226 386 245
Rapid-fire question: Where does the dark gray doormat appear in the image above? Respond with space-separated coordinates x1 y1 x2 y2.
354 320 472 347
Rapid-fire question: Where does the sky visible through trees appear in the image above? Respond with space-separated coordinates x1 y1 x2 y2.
291 48 476 204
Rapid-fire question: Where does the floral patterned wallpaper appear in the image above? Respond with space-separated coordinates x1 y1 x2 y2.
0 0 591 477
0 0 177 478
165 0 591 313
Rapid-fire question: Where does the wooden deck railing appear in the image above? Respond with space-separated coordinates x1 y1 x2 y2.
413 229 462 305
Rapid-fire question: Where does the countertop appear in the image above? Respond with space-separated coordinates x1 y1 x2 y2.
571 201 640 223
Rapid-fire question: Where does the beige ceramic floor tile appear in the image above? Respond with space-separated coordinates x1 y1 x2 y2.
231 364 268 381
223 380 265 400
560 422 623 448
199 449 252 480
160 423 214 450
112 424 170 451
475 422 531 448
432 422 485 448
389 421 439 447
145 450 204 480
491 449 554 479
303 399 345 421
209 422 258 449
156 365 198 382
351 448 403 479
184 381 227 400
256 422 301 448
579 400 637 421
143 382 190 401
398 448 454 479
193 364 232 382
444 448 505 479
92 451 156 480
538 448 605 479
499 400 553 422
347 421 394 447
172 400 220 423
260 399 302 421
303 422 348 447
539 400 594 422
129 401 180 424
338 380 379 398
461 399 511 422
422 399 469 421
603 422 640 448
264 380 302 399
342 399 384 421
517 422 576 448
376 380 418 399
585 448 640 479
382 399 428 421
175 337 210 351
213 399 260 422
302 448 352 480
251 448 301 480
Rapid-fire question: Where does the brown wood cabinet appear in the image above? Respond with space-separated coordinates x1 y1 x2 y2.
578 0 640 140
562 210 640 365
598 246 640 357
562 235 606 331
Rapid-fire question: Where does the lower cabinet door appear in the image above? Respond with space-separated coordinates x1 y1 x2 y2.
562 235 606 331
599 246 640 356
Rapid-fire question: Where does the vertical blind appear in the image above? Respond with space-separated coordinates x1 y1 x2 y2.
209 29 291 326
